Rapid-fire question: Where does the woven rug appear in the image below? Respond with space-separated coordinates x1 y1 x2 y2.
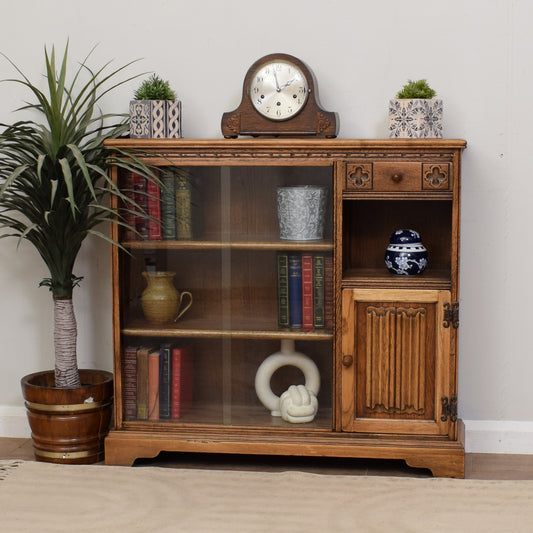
1 460 533 532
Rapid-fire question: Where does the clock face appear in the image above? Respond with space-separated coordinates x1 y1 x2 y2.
249 60 309 121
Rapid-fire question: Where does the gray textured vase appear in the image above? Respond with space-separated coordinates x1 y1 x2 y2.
277 186 327 241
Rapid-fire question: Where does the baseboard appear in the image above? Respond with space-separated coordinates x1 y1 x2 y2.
0 406 30 438
463 420 533 454
1 408 532 453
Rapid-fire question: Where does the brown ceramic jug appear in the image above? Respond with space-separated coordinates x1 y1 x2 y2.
141 271 192 324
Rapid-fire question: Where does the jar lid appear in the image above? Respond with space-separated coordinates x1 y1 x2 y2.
389 229 422 245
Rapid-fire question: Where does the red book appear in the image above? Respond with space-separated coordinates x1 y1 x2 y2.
147 349 160 420
147 171 162 240
301 253 314 331
324 255 334 329
123 346 137 420
132 172 149 240
121 171 137 241
171 346 193 419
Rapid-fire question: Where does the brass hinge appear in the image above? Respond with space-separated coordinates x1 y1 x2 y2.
443 302 459 328
441 395 458 422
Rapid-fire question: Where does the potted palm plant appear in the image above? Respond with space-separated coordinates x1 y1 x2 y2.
0 43 154 463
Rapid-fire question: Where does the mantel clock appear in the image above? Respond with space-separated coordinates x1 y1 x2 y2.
221 53 338 138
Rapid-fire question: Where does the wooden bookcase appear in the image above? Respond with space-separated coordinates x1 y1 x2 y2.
104 138 466 477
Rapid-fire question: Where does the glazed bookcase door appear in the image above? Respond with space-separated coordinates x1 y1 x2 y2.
341 288 452 436
113 162 334 430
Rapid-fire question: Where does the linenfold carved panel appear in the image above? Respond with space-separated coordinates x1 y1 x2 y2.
365 305 427 415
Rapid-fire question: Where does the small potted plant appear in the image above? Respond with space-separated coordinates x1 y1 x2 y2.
0 43 155 463
388 79 442 138
129 74 182 138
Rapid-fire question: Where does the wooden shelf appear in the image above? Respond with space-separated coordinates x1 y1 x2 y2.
123 405 333 431
123 239 334 252
342 268 451 289
122 317 333 341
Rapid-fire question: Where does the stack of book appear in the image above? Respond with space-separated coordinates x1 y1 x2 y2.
277 253 333 331
123 344 193 421
121 169 194 241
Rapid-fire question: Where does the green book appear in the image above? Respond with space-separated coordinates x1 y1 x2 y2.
161 172 176 240
175 170 193 240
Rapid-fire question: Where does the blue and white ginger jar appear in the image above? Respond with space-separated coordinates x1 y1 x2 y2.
385 229 428 275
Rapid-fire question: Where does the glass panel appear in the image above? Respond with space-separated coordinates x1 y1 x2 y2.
118 165 333 429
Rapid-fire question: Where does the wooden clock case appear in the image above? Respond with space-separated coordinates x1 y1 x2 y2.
221 53 338 138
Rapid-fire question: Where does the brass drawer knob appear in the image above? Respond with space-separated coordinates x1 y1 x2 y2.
342 355 354 367
391 173 403 183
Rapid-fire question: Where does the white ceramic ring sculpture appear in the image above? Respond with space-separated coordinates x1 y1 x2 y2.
254 339 320 417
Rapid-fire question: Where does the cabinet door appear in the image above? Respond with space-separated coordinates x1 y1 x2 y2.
341 289 452 436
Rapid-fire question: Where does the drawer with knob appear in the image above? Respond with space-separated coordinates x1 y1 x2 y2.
345 162 451 192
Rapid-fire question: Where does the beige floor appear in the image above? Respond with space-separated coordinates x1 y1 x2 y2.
2 437 533 479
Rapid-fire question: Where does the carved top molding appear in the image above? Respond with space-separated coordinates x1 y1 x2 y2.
105 139 466 163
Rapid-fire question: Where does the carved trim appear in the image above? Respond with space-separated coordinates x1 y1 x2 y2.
423 164 450 190
346 163 373 190
132 151 458 162
316 113 332 134
366 403 425 416
223 114 241 137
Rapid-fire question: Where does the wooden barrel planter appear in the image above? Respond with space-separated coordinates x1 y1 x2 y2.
21 369 113 464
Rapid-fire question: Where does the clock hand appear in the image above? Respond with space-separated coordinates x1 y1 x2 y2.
279 78 296 91
273 70 281 92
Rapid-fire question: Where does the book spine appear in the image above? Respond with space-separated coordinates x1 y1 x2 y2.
159 344 172 419
136 347 150 420
301 254 314 331
313 254 325 329
147 172 162 240
171 346 193 419
123 346 137 420
175 171 193 240
132 173 149 240
147 349 160 420
324 255 334 329
161 173 177 240
121 171 137 241
277 254 290 328
182 347 193 415
288 254 303 329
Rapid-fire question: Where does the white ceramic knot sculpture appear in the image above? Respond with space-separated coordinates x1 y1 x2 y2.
280 384 318 423
254 339 320 423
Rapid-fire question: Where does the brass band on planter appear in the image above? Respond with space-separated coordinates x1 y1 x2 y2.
34 449 97 460
24 400 110 412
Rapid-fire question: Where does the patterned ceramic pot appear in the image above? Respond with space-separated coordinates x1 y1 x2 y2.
277 186 327 241
388 98 443 138
385 229 428 275
129 100 182 139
